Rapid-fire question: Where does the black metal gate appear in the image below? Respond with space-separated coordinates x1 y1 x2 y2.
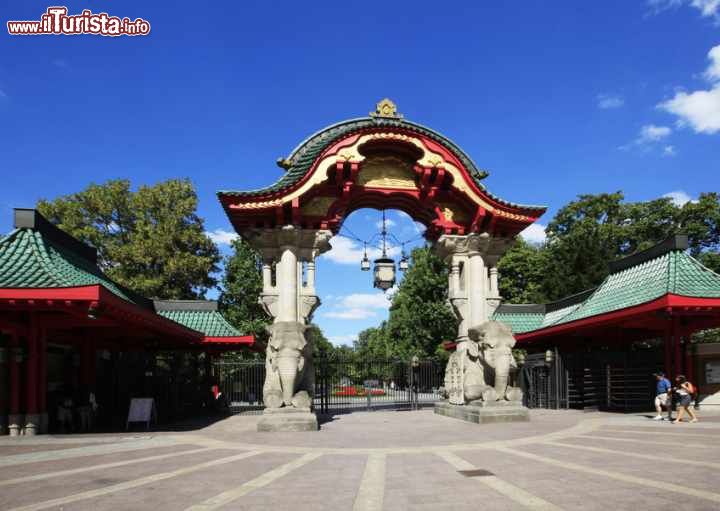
314 356 444 414
522 348 663 412
213 360 265 415
212 356 444 415
520 349 569 409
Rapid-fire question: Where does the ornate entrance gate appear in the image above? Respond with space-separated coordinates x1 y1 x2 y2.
217 100 546 420
213 357 444 415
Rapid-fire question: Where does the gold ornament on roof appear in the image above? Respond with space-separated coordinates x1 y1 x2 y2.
370 98 403 119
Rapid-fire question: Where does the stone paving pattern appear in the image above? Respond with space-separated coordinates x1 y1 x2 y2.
0 409 718 510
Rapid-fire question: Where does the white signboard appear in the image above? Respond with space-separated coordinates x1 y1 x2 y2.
127 398 156 430
706 362 720 384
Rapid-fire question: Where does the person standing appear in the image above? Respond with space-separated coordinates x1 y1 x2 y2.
673 375 699 423
653 372 671 420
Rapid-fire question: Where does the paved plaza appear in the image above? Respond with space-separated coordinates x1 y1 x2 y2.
0 409 718 511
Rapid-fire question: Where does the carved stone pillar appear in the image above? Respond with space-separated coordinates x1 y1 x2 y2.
434 233 516 407
242 227 331 430
247 226 331 325
435 232 498 340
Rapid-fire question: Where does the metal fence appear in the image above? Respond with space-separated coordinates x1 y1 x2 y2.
521 348 662 412
212 356 445 415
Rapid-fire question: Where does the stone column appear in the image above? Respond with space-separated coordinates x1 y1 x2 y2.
434 233 516 407
435 232 495 340
242 227 331 431
276 240 299 322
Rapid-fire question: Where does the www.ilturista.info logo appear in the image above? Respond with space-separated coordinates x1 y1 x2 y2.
7 7 150 36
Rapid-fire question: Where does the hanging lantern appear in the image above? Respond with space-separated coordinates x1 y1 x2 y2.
360 243 371 271
399 251 409 271
373 257 396 291
361 255 371 271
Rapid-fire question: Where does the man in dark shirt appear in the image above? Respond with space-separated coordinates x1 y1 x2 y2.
653 372 671 420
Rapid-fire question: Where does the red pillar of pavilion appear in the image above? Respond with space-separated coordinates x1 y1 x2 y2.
8 332 22 436
37 327 48 433
672 319 683 380
24 315 40 435
684 327 695 387
663 323 672 378
80 332 96 387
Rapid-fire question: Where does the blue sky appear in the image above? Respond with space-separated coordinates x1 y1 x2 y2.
2 1 719 345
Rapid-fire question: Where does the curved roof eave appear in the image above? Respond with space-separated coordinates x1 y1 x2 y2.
218 116 547 213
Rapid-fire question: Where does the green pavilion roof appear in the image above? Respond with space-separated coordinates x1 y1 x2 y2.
494 236 720 335
155 300 247 338
217 116 545 212
0 209 150 308
0 209 252 346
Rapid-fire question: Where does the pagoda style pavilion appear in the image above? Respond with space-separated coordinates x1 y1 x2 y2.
0 209 254 436
494 236 720 409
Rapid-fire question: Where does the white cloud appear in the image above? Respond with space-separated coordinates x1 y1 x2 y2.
206 228 238 246
375 218 396 230
597 94 624 109
639 124 672 142
662 145 677 156
321 292 390 320
705 45 720 81
647 0 720 20
521 223 546 244
322 236 400 265
323 309 377 320
620 124 673 152
659 45 720 134
328 334 357 346
660 88 720 134
692 0 720 18
662 190 695 206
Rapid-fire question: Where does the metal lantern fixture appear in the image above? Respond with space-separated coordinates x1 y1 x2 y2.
360 243 371 271
399 251 409 271
372 210 397 291
373 257 396 290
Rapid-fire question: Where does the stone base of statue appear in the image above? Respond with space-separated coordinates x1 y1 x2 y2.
257 407 319 432
434 399 530 424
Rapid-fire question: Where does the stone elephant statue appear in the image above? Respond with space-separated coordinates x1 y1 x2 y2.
263 321 314 409
468 320 519 401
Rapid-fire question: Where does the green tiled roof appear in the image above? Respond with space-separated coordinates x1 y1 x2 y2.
155 301 246 337
493 237 720 334
0 227 148 308
559 251 720 325
218 116 546 212
493 310 545 334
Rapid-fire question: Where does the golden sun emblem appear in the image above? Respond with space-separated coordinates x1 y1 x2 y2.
370 98 402 119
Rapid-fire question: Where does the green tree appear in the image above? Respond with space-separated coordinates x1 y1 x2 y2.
37 178 219 299
217 237 270 338
541 192 627 300
307 323 335 357
497 238 548 304
383 247 457 358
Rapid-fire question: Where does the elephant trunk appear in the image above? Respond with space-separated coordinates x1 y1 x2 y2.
276 355 298 406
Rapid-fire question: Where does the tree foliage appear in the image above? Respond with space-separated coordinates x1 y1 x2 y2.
499 191 720 303
353 247 457 359
217 237 270 338
37 178 220 299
